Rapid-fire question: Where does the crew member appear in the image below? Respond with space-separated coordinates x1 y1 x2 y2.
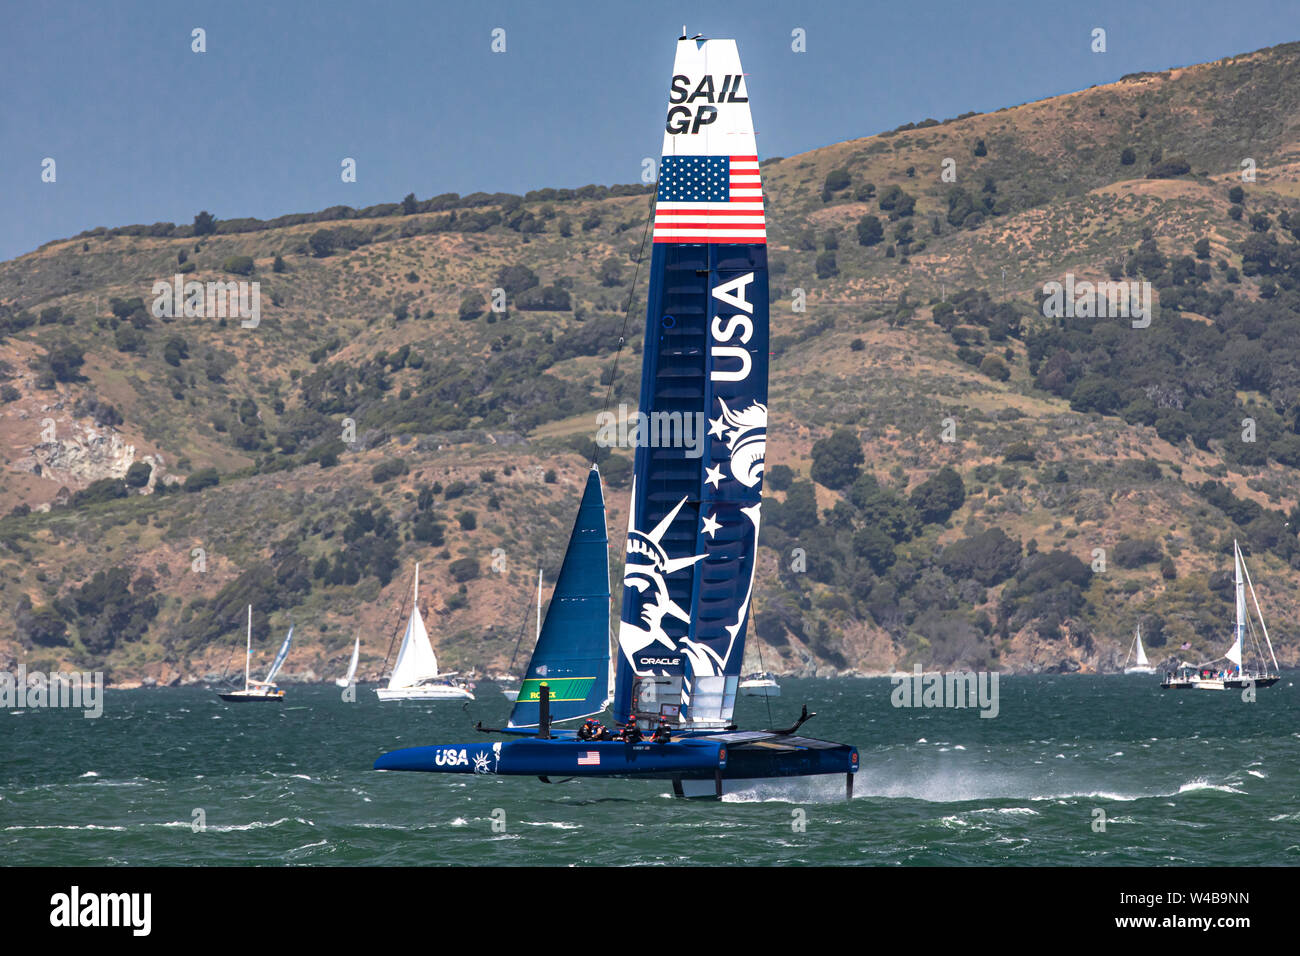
652 718 672 744
622 717 643 742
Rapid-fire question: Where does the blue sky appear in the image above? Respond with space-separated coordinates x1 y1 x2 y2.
3 0 1298 262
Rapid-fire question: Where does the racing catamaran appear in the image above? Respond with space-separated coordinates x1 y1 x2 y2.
374 33 857 797
1162 540 1281 690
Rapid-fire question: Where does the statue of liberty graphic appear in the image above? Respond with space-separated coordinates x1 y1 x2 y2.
618 490 706 677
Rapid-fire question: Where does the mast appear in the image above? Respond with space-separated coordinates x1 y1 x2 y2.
1228 540 1245 668
536 567 543 642
1239 543 1281 674
244 604 252 691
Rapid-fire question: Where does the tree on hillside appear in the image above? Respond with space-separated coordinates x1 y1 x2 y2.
599 257 623 286
856 214 884 246
46 341 86 383
810 428 864 489
909 466 965 525
193 211 217 236
496 264 539 296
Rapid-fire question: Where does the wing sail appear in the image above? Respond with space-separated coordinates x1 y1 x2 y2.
614 38 768 730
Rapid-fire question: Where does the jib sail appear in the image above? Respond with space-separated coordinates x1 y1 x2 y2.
509 466 612 727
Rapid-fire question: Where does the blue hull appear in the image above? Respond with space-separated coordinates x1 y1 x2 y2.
373 737 727 777
373 733 858 785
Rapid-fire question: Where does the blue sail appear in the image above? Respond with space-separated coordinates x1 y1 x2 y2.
508 466 611 727
614 38 768 731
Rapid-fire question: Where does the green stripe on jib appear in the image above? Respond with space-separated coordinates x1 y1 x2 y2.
519 677 595 702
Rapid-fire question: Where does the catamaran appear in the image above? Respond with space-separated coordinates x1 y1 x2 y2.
1162 540 1281 691
335 633 361 689
376 563 474 701
374 33 858 797
218 604 293 702
1122 624 1156 675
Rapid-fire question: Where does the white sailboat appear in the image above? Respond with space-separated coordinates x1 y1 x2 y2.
218 605 292 702
335 633 361 689
1122 624 1156 675
376 563 474 701
1162 540 1281 691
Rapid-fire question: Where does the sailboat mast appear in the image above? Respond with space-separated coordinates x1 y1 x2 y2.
1238 544 1281 674
1234 540 1246 648
245 603 252 691
536 567 542 641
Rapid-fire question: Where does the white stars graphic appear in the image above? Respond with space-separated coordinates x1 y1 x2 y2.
704 464 724 488
701 512 722 538
707 415 727 438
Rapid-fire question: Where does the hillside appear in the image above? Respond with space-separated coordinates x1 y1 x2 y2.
3 41 1300 684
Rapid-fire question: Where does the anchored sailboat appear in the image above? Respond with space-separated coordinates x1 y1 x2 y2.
1122 623 1156 675
218 604 292 702
1162 540 1281 691
374 33 858 797
335 633 361 689
376 564 474 701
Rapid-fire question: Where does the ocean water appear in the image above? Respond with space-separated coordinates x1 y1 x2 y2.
2 676 1297 866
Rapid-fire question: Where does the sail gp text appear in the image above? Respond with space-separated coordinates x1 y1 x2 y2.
665 73 747 134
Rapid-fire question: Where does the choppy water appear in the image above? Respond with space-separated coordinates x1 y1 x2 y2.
3 676 1297 865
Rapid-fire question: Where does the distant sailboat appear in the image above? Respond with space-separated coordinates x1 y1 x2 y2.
1162 540 1281 691
376 563 474 701
740 672 781 697
1122 624 1156 675
335 633 361 689
219 605 292 702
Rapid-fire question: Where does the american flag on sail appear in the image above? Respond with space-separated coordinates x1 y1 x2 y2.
653 155 765 244
577 751 601 766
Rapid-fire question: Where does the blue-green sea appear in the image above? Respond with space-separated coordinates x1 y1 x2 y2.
3 676 1297 865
